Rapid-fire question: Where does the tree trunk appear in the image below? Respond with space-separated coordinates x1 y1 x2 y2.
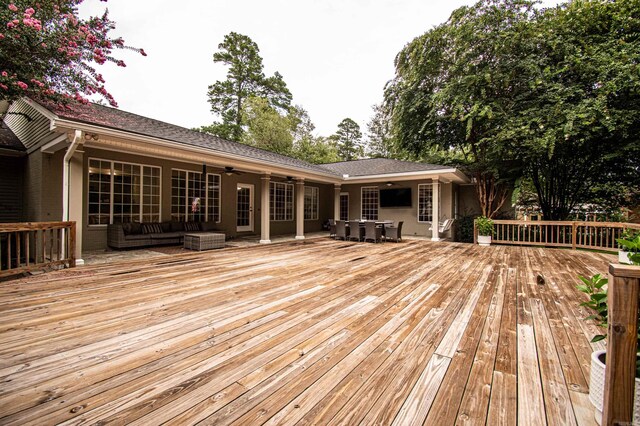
474 172 509 219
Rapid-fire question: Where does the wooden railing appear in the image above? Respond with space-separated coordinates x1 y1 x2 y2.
474 220 640 252
602 264 640 425
0 221 76 279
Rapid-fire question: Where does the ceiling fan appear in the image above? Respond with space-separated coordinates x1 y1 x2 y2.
224 166 242 176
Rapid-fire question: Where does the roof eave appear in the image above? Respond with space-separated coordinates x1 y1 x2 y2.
51 118 343 183
341 168 470 184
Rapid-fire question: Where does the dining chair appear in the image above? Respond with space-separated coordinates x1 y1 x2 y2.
335 220 349 240
348 220 364 241
385 221 404 242
329 219 336 238
364 221 383 243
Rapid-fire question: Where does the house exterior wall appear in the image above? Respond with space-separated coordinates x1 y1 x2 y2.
81 148 335 251
458 184 515 218
338 180 454 238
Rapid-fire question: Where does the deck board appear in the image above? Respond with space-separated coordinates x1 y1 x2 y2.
0 239 611 425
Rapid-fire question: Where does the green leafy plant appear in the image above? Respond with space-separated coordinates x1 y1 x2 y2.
577 274 608 343
475 216 494 237
578 250 640 376
617 231 640 264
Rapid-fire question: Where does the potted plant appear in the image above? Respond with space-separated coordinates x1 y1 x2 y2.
475 216 494 246
578 256 640 424
617 230 640 265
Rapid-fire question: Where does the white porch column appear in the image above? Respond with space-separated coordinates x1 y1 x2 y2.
68 149 84 264
431 179 440 242
334 184 341 220
260 174 271 244
295 179 305 240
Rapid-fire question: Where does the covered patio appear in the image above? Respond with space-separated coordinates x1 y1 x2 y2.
0 239 611 425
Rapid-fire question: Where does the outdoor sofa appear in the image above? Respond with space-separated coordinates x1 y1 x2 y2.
107 221 221 249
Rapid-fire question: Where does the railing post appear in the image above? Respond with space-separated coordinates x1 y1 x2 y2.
69 222 76 268
602 264 640 426
473 219 477 245
572 221 577 250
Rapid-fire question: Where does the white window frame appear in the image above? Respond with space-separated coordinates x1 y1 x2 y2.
270 181 294 221
171 168 221 222
88 158 162 226
360 186 379 221
304 186 319 221
417 183 441 223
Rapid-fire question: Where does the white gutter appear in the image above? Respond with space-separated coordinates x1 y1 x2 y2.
62 130 82 263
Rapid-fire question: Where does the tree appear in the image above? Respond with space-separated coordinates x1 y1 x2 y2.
334 118 363 161
511 0 640 219
206 32 292 141
241 96 293 155
366 103 401 159
385 0 534 217
0 0 145 108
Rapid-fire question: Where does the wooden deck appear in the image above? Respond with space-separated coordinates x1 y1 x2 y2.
0 239 613 425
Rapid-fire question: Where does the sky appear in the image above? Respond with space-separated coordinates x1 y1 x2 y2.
78 0 564 138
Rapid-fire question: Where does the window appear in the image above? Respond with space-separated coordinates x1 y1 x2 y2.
171 170 221 222
418 183 441 222
270 182 293 221
88 159 161 225
339 193 349 221
418 184 433 222
304 186 319 220
361 187 379 220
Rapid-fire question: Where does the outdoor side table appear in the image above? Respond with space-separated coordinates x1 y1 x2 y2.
184 233 225 251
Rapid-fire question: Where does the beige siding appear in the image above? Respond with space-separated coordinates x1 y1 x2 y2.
4 100 60 152
339 180 455 238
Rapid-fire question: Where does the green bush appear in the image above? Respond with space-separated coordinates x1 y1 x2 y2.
475 216 494 237
454 215 475 243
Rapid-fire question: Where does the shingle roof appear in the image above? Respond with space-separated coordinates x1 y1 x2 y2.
44 102 340 176
0 126 25 152
319 158 450 177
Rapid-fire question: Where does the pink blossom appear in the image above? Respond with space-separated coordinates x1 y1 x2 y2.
16 81 28 90
30 79 44 87
0 33 4 39
0 83 8 91
140 48 147 57
116 60 126 67
41 42 46 47
1 71 7 77
6 22 15 29
8 4 17 12
24 8 35 17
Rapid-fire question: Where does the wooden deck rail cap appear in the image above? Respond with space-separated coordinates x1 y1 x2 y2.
609 263 640 279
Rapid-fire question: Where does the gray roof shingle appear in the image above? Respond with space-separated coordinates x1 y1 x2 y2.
318 158 450 177
0 126 25 152
45 102 340 176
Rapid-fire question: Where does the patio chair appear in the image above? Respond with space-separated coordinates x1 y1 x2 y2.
329 219 336 238
348 220 365 241
364 221 383 243
335 220 349 240
429 218 454 235
385 221 404 242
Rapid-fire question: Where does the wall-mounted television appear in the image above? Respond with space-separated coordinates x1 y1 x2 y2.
379 188 412 208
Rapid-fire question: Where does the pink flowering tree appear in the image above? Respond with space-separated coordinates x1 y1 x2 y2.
0 0 145 108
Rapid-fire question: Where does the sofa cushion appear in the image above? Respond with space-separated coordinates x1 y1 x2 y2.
130 222 142 235
184 222 200 232
149 232 183 240
121 223 132 235
142 223 163 234
170 221 184 232
200 221 218 232
124 233 152 241
161 222 172 233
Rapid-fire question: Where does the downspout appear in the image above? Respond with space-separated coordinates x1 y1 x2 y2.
62 129 83 261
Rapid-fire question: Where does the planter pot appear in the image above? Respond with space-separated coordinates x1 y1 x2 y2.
619 250 633 265
589 350 640 425
477 235 492 246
